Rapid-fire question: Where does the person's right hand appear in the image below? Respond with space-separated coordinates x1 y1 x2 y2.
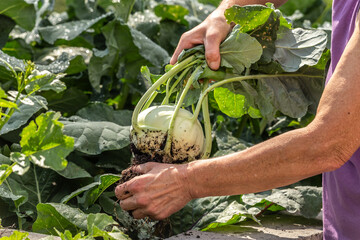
170 8 234 70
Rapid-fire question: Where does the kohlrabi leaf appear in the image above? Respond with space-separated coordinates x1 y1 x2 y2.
219 30 263 74
0 0 36 31
214 87 248 118
225 5 274 33
255 75 323 119
89 20 169 92
213 123 252 157
38 12 112 45
273 28 328 72
170 195 242 234
33 203 88 235
86 213 119 236
154 4 189 26
0 183 27 213
2 166 61 218
76 102 132 126
0 15 16 49
20 112 74 171
56 162 91 179
242 186 322 219
41 87 88 116
98 0 136 22
79 174 120 209
0 94 48 135
25 70 66 94
61 116 130 155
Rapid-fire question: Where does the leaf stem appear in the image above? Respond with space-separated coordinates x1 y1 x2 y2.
192 73 322 121
132 56 195 132
33 164 42 204
164 65 203 155
201 80 212 159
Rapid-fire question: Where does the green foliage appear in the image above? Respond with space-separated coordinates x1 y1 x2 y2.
0 0 331 239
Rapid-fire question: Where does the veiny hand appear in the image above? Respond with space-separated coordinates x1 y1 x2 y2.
170 7 234 70
115 162 193 220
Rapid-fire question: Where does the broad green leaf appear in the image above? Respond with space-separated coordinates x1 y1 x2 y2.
0 95 48 135
20 112 74 171
0 230 29 240
25 70 66 94
219 30 263 74
38 12 112 45
41 87 88 116
242 186 322 219
170 196 240 234
81 174 121 208
213 123 252 157
0 182 27 212
225 5 274 33
61 182 99 204
56 162 91 179
214 87 247 118
201 201 260 231
274 28 328 72
98 0 136 22
32 203 88 235
256 75 323 119
0 0 36 31
77 103 132 126
154 4 189 26
0 15 16 49
62 117 130 155
87 213 117 234
99 194 157 239
89 20 169 92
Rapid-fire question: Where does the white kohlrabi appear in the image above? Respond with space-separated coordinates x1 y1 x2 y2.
131 105 205 163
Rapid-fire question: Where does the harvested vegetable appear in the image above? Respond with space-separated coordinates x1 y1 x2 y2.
124 3 327 182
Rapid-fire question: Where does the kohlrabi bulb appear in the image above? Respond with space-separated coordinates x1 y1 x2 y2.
131 105 204 163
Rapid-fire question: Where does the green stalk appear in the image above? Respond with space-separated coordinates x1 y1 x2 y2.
132 56 196 132
162 68 191 105
0 91 21 131
164 65 203 155
33 164 41 204
201 80 212 159
192 73 323 121
142 91 158 111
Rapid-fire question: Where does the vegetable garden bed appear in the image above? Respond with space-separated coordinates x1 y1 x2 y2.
0 0 331 239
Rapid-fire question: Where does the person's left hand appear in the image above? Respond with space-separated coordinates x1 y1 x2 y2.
115 162 193 220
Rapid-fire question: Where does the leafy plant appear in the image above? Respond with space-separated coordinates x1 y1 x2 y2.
0 0 331 239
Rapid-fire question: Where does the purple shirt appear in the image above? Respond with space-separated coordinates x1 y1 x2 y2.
323 0 360 239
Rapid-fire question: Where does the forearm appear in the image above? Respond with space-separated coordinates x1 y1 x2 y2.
186 126 334 198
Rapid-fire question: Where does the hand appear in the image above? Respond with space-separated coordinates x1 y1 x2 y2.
115 162 193 220
170 8 234 70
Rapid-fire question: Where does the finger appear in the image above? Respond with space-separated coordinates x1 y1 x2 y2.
132 162 156 174
170 30 204 64
115 183 132 200
119 197 139 211
170 40 196 65
204 30 223 70
131 208 148 219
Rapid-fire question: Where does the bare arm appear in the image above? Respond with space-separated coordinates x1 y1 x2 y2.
185 10 360 198
115 2 360 221
170 0 288 69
